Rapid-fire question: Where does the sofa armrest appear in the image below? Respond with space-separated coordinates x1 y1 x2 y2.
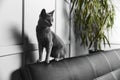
11 70 22 80
17 49 120 80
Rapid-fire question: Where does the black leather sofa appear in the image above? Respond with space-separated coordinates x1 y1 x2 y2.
12 49 120 80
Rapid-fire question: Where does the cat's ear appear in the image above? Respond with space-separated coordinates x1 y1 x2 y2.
49 10 55 16
40 9 46 18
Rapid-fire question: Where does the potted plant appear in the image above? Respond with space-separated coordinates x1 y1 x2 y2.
70 0 115 52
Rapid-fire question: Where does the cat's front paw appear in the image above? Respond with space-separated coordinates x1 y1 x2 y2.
45 59 50 64
37 59 42 63
55 58 60 61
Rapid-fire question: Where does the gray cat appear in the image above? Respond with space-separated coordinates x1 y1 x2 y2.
36 9 66 63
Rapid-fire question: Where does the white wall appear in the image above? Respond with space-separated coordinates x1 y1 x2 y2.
102 0 120 50
0 0 55 80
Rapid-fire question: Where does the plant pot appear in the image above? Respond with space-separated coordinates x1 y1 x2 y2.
89 50 104 54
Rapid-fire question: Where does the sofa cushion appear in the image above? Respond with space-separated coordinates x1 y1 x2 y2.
94 68 120 80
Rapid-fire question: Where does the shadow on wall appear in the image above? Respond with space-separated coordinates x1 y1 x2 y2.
11 27 36 65
10 27 37 80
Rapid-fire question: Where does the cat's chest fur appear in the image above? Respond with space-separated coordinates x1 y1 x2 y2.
37 27 52 40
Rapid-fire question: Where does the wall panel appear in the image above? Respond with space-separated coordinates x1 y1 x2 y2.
0 0 22 46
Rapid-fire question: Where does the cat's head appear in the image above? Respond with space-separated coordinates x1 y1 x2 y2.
40 9 54 27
